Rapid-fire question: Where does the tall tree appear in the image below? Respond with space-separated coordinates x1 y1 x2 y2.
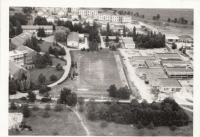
15 20 23 35
133 26 136 38
107 23 110 33
9 79 17 95
9 22 15 37
10 13 28 26
123 25 126 37
107 84 117 97
20 80 24 91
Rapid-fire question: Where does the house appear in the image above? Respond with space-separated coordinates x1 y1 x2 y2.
165 34 179 43
121 37 135 49
156 78 182 93
37 10 44 16
9 50 25 66
46 15 56 23
9 60 30 80
79 8 98 18
86 16 93 24
72 18 79 26
156 53 181 60
58 9 65 16
71 13 79 20
59 15 68 21
67 32 79 48
22 25 53 35
16 45 37 69
164 66 193 79
11 31 33 48
161 59 191 67
41 12 49 18
129 56 156 68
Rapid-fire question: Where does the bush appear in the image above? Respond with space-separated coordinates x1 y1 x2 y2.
137 121 144 129
43 111 50 118
87 49 90 52
172 43 177 49
78 97 85 105
22 104 31 118
100 47 102 50
32 105 39 111
171 125 177 131
45 104 51 110
145 80 149 84
100 121 108 128
50 74 58 81
78 105 84 112
41 97 51 102
147 122 155 130
82 48 85 51
54 104 63 112
10 102 17 110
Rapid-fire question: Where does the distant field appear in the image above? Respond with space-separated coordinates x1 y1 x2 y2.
114 8 193 23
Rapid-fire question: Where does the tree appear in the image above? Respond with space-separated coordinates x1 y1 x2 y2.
48 46 54 54
117 86 131 99
37 27 46 37
107 23 110 33
54 48 59 58
50 74 57 81
172 43 177 49
20 80 24 91
167 18 171 22
34 16 49 25
35 45 41 52
9 22 15 37
23 104 31 118
28 91 36 102
133 26 136 39
105 35 109 42
78 97 85 105
9 79 17 95
156 14 160 20
10 13 28 26
183 48 186 54
26 79 30 90
107 84 117 98
174 18 178 23
115 36 119 43
60 88 72 104
38 74 46 85
15 20 23 35
54 29 67 42
10 102 17 110
123 26 126 37
66 92 77 106
59 47 66 55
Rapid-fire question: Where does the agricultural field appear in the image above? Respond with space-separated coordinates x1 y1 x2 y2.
9 108 86 136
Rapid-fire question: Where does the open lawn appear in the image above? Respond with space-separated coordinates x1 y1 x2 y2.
71 49 123 99
52 57 65 66
29 66 64 85
39 42 61 53
78 105 193 136
9 108 86 136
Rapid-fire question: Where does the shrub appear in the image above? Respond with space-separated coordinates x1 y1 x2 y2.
32 105 39 111
172 43 177 49
43 111 50 118
50 74 58 81
147 122 155 130
137 121 144 129
45 104 51 110
100 47 103 50
145 80 149 84
82 48 85 51
10 102 17 110
100 121 108 128
78 105 84 112
27 91 36 102
22 104 31 118
87 49 90 52
78 97 85 105
54 104 63 112
171 125 177 131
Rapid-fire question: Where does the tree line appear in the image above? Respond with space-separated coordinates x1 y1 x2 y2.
133 27 165 48
107 84 131 99
152 14 160 20
86 98 190 128
167 17 190 25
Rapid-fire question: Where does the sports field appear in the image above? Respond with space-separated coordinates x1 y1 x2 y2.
71 49 123 99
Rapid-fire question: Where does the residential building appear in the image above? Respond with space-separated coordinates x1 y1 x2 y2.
71 13 79 20
21 25 53 35
68 8 79 13
178 35 193 43
41 12 49 18
121 37 135 48
37 10 44 16
156 53 182 60
67 32 79 48
11 31 33 48
164 66 193 79
59 15 68 21
46 15 56 23
9 50 25 66
156 78 183 93
85 16 94 24
58 9 65 16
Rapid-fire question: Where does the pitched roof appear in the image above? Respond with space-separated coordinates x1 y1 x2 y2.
22 25 53 30
16 45 34 54
157 78 182 87
165 67 193 74
68 32 79 42
11 31 32 48
9 60 24 75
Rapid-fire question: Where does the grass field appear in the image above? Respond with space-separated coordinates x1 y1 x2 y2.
71 49 123 98
39 42 61 53
29 66 64 85
9 108 86 136
78 105 193 136
52 57 65 66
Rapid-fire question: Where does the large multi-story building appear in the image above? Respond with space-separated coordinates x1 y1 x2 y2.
78 8 98 18
9 50 25 66
98 12 131 23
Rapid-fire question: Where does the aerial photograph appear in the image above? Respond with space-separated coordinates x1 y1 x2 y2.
8 7 193 136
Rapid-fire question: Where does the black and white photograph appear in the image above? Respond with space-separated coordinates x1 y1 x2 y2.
1 0 200 136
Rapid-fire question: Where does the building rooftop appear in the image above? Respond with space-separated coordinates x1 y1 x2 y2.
165 34 179 40
9 60 24 75
16 45 34 54
156 53 181 58
68 32 79 42
11 31 33 47
161 59 190 65
22 25 53 30
178 35 192 39
165 67 193 74
145 59 162 68
137 68 168 79
157 78 182 87
9 50 24 57
131 56 156 61
122 37 135 45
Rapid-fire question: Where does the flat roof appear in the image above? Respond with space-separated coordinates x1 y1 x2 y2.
22 25 53 30
165 67 193 73
137 68 168 79
131 56 156 60
145 59 162 68
165 34 179 39
156 53 181 58
9 50 24 57
157 78 182 87
68 32 79 42
161 59 189 65
122 37 135 45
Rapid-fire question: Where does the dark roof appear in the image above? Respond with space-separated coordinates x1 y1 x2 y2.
156 53 181 58
68 32 79 42
157 78 182 87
